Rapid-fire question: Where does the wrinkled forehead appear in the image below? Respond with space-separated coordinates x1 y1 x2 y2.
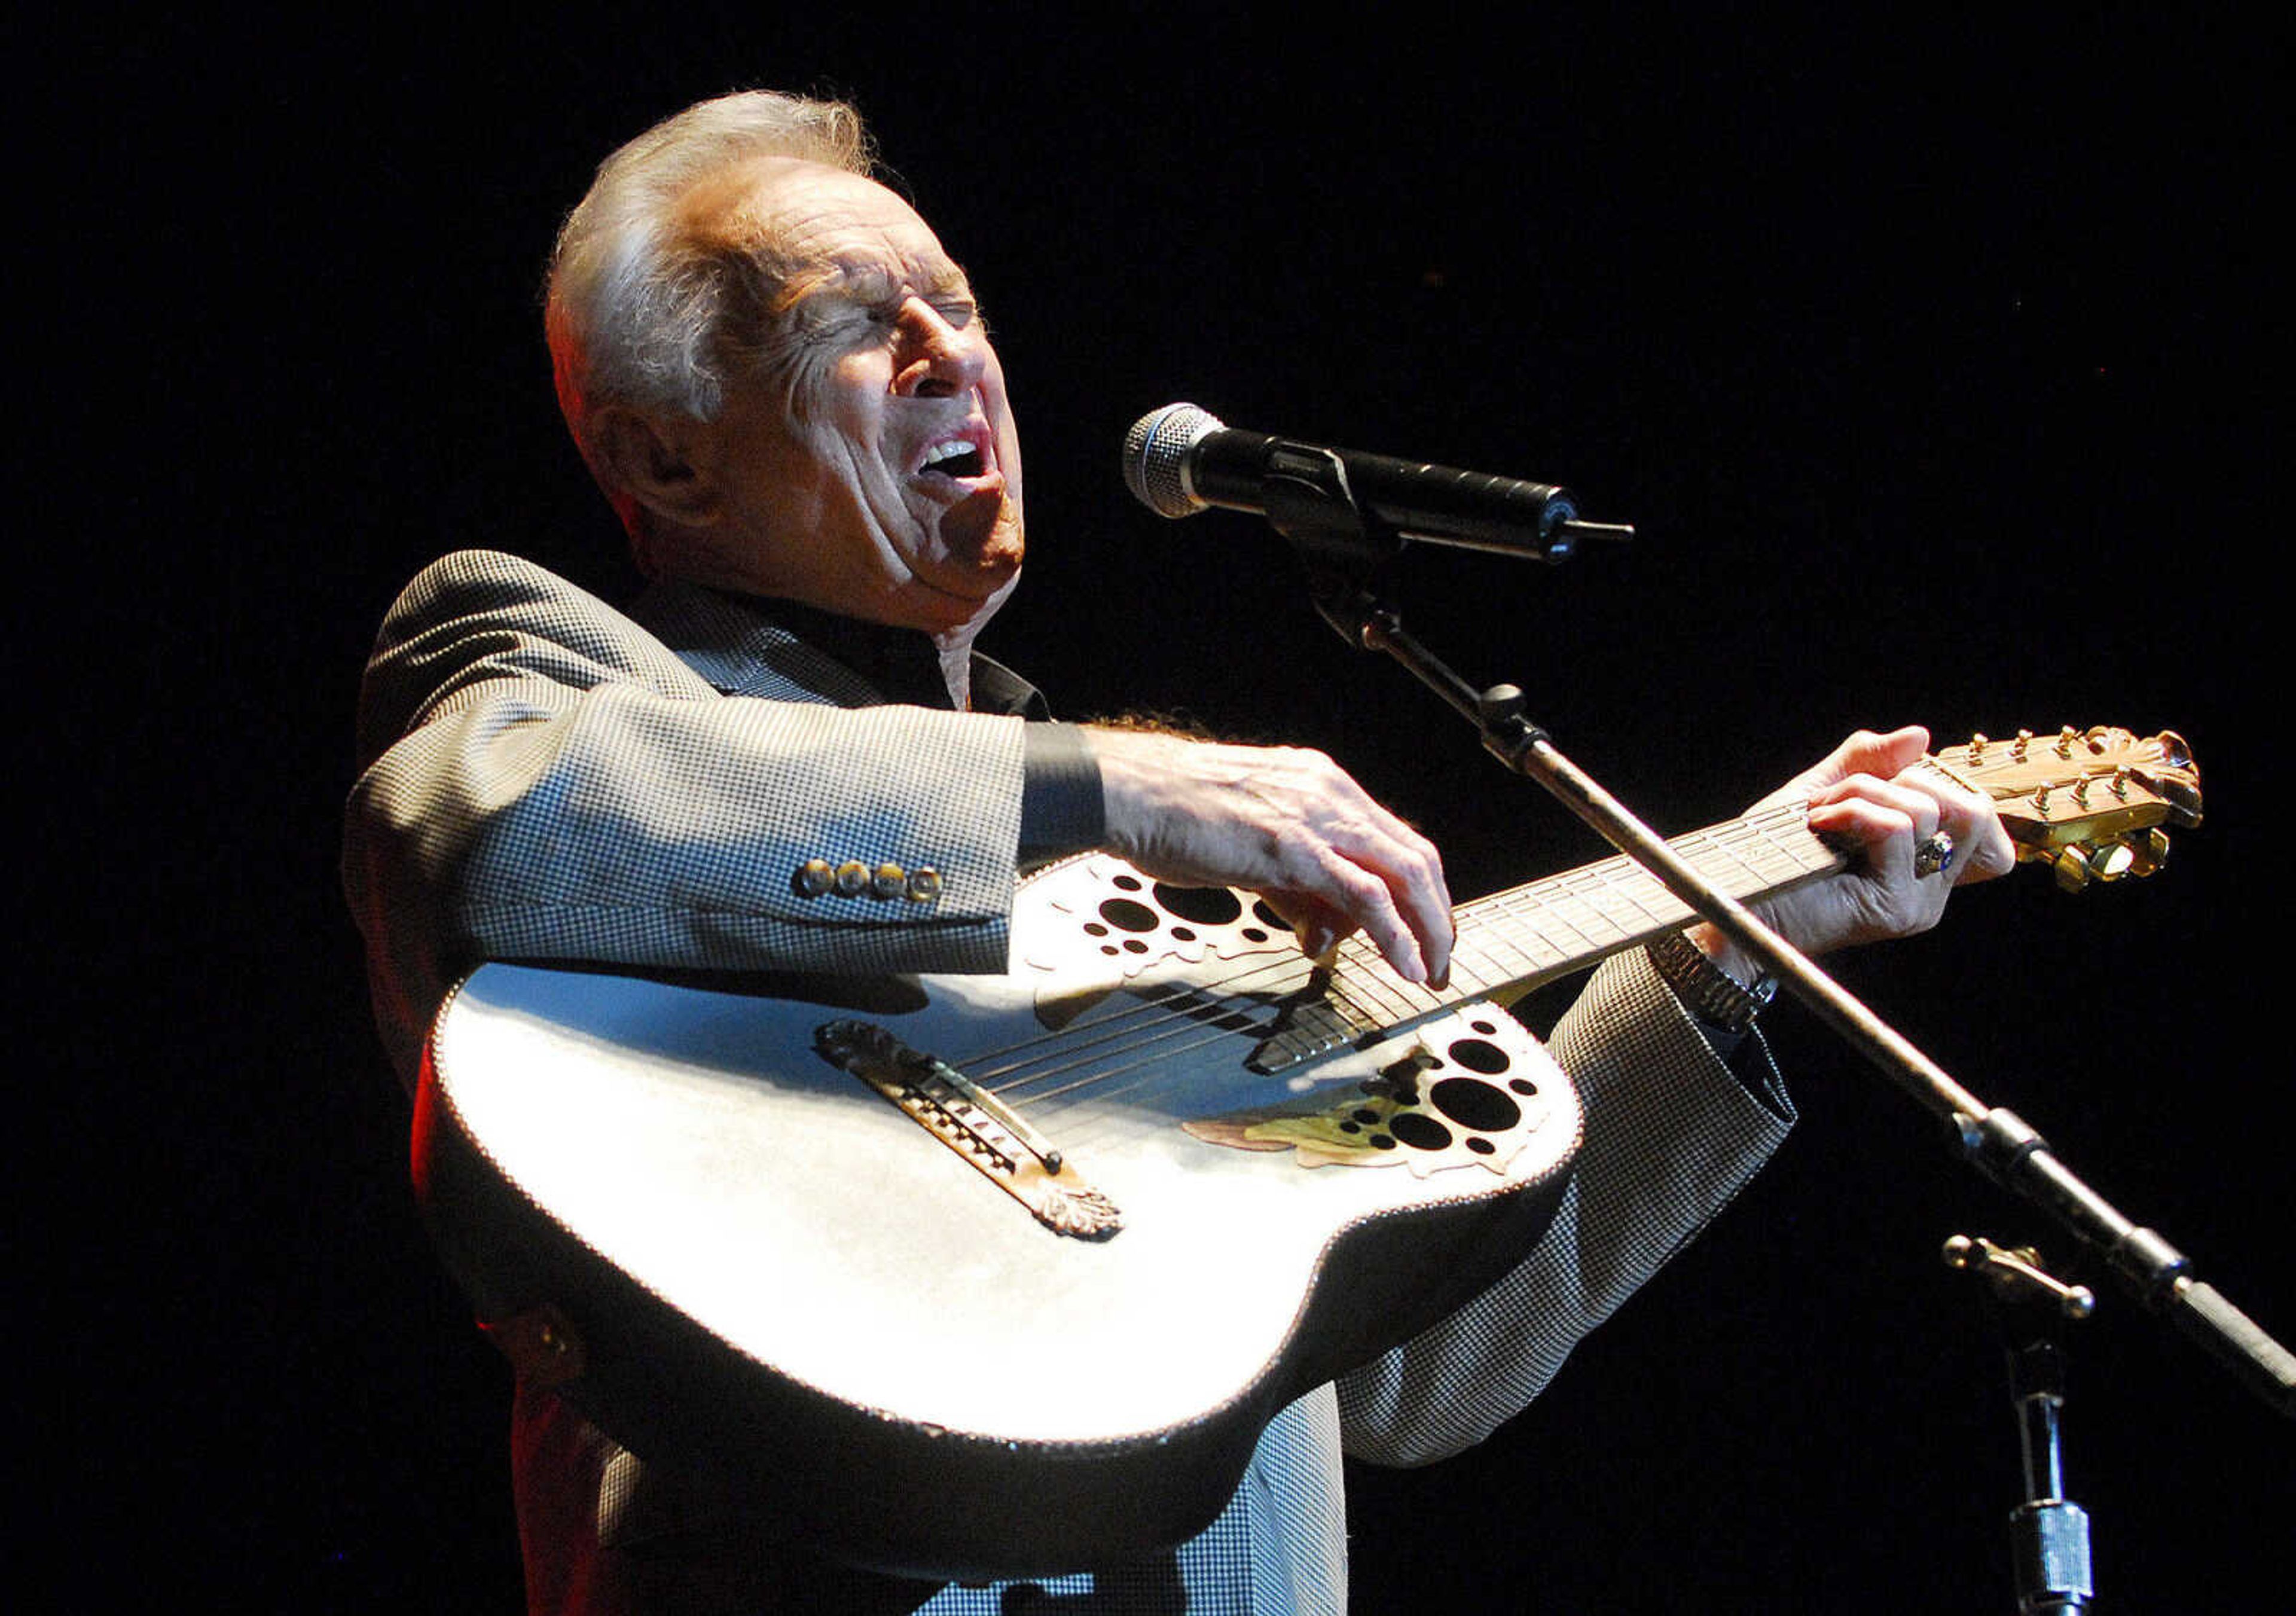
682 157 970 312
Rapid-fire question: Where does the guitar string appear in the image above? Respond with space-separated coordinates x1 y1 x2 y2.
968 926 1463 1117
1056 812 1846 1129
978 822 1877 1152
960 804 1830 1112
949 738 2132 1124
1013 809 1836 1124
986 868 1825 1144
967 843 1666 1097
950 805 1834 1126
951 819 1741 1093
1013 904 1656 1146
964 734 2121 1107
973 945 1399 1102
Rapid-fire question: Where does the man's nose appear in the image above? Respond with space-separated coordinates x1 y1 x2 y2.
891 299 986 398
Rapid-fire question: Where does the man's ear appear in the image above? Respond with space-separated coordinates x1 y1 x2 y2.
591 405 723 529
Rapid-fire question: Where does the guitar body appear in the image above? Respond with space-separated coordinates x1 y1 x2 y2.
417 856 1582 1578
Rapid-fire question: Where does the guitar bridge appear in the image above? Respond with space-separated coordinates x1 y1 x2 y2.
813 1020 1121 1240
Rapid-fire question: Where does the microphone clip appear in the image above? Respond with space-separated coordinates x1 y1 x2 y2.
1260 445 1407 577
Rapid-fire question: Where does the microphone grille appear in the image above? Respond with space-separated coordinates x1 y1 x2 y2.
1122 403 1224 518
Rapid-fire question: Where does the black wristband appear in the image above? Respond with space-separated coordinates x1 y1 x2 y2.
1019 722 1106 861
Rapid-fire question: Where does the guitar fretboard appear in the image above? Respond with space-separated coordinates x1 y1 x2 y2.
1253 803 1843 1068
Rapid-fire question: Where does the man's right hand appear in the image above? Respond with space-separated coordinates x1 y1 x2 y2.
1085 727 1454 987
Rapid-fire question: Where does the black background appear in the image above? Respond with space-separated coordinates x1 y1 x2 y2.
42 9 2285 1611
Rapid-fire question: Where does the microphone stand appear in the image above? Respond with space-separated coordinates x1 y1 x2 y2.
1251 465 2295 1422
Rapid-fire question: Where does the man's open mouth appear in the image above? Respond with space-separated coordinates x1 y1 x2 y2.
919 437 988 480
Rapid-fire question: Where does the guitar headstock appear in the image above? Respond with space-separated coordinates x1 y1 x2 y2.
1923 727 2202 892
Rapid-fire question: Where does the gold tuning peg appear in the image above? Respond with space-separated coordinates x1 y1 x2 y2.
2053 841 2140 893
2126 828 2172 879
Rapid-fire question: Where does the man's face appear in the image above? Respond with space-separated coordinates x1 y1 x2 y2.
679 161 1025 638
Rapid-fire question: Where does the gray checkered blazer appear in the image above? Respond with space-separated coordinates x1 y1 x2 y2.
344 550 1794 1614
346 549 1034 1089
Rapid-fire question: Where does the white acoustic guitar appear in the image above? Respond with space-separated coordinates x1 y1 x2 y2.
415 727 2197 1577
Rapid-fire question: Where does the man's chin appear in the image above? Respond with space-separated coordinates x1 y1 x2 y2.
914 562 1021 638
935 485 1023 560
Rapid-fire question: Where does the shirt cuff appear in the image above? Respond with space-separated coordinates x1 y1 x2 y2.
1018 722 1106 861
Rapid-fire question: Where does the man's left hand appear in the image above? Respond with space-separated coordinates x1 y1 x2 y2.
1691 725 2016 984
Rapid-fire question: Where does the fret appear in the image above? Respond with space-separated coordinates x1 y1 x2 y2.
1467 922 1543 975
1512 891 1615 955
1440 944 1510 1001
1546 874 1641 935
1458 807 1844 992
1571 865 1676 934
1748 816 1837 877
1691 824 1781 894
1332 953 1436 1024
1607 868 1685 932
1446 934 1536 995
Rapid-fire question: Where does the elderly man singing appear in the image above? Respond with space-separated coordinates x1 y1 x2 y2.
346 89 2010 1616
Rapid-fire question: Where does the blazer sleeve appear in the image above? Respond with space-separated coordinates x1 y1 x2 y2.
1334 949 1793 1465
343 550 1029 1087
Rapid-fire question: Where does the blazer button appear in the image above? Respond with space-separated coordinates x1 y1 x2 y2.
793 858 835 898
833 860 871 898
872 862 908 900
905 867 943 904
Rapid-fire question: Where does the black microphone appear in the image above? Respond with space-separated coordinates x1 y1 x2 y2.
1122 403 1631 562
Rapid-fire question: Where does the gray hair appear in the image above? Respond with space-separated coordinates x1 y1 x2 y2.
545 90 876 542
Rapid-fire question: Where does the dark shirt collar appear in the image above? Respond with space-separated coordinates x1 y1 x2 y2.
743 595 955 709
709 590 1049 720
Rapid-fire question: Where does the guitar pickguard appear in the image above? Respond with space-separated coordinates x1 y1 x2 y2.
1020 855 1299 1022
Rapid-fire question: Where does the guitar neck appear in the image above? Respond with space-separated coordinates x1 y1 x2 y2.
1306 801 1846 1042
1243 725 2200 1068
1450 801 1843 994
